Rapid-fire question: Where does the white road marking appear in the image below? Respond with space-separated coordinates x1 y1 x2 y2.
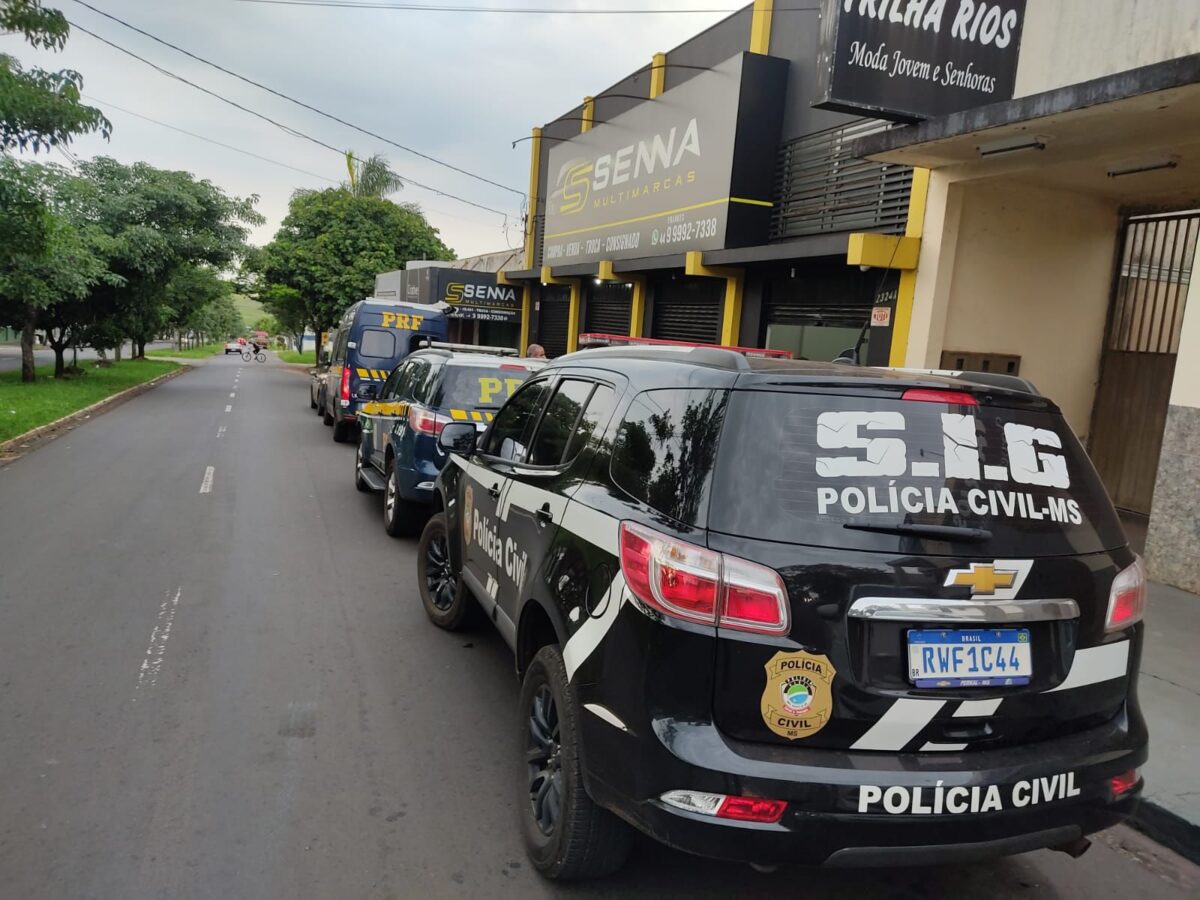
225 404 233 413
133 587 182 697
229 392 236 398
216 426 227 439
199 466 215 493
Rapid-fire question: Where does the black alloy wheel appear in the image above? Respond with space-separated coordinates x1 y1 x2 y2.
517 646 632 880
527 684 563 837
416 513 474 629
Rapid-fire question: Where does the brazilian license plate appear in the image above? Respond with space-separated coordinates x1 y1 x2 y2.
907 628 1032 688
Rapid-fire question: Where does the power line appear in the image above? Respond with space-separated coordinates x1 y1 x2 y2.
67 0 525 198
68 21 518 219
83 95 516 234
84 94 340 184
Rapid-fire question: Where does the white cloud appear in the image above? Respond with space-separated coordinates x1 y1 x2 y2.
3 0 733 257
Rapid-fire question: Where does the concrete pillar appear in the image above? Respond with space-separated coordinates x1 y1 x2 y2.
1145 238 1200 593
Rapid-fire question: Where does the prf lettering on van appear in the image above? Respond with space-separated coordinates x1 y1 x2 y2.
477 376 526 405
379 312 424 330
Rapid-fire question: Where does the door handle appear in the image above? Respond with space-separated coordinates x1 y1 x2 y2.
536 503 554 523
487 483 502 499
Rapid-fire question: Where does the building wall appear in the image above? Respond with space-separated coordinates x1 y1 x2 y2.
1015 0 1200 97
925 178 1120 437
1145 240 1200 591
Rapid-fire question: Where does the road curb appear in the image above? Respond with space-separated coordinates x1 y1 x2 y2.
0 364 189 461
1130 799 1200 865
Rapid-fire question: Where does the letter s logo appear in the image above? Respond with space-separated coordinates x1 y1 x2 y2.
559 162 592 215
444 283 464 305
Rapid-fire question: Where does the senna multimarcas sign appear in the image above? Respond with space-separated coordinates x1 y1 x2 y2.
542 52 787 266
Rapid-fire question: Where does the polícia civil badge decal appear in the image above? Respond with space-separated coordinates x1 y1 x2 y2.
462 484 475 546
761 650 836 740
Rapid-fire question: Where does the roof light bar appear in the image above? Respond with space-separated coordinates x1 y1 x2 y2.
577 333 793 359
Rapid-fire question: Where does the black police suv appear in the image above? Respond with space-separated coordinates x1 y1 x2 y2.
416 345 1147 879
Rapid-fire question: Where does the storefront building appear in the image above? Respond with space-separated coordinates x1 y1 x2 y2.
849 1 1200 590
500 0 1200 592
502 1 923 367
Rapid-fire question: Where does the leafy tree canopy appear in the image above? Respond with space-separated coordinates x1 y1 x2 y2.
0 0 110 152
257 188 453 332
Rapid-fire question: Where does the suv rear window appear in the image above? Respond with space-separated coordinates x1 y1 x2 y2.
610 388 729 528
709 391 1126 556
435 364 532 411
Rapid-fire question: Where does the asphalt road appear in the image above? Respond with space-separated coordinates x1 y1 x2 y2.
0 354 1196 899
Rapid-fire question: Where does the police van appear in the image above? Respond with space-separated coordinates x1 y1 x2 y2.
417 342 1147 879
318 298 450 442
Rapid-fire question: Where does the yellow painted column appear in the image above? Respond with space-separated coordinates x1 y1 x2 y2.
750 0 774 54
685 251 745 346
889 168 931 367
650 52 667 98
523 127 543 272
581 96 594 133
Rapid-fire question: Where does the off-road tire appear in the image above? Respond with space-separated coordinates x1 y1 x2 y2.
416 512 477 630
519 646 633 880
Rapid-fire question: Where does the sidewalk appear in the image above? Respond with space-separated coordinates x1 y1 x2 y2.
1133 581 1200 861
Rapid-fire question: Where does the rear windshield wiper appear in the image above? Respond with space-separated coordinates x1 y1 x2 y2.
842 521 993 542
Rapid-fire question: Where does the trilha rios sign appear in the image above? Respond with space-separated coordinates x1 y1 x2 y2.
814 0 1027 121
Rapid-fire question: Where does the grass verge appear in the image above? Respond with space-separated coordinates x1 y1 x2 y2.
0 360 180 443
277 349 314 365
147 342 225 359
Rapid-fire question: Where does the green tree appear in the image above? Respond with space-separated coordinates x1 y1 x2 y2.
0 159 112 380
187 293 243 343
255 282 308 356
343 151 402 199
1 0 110 152
68 157 263 358
258 188 452 343
165 264 234 345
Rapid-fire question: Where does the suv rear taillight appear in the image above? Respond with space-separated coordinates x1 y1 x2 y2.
409 405 452 437
339 366 351 402
1105 556 1146 632
618 521 789 636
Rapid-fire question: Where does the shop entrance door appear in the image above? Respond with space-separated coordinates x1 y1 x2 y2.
537 286 571 358
1089 212 1200 515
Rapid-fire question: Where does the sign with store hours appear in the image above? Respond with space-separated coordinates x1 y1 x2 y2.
543 52 787 266
814 0 1028 121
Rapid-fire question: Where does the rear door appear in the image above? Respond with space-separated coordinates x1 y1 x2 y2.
705 387 1133 753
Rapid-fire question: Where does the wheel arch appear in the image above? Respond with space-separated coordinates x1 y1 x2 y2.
516 598 568 681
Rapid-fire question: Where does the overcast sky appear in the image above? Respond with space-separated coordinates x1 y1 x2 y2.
3 0 739 258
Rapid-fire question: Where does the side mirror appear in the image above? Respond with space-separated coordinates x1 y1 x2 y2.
439 422 477 456
360 382 379 400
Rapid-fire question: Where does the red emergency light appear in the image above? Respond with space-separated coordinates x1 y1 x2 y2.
577 333 793 359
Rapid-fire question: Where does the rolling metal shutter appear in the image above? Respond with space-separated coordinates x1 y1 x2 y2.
584 283 632 336
764 302 868 329
650 279 722 344
537 298 570 358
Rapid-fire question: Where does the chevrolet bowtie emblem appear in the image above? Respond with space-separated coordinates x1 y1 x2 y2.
946 563 1018 596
